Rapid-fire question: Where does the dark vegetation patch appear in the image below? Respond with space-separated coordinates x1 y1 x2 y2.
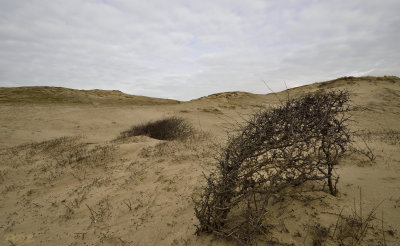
119 116 194 141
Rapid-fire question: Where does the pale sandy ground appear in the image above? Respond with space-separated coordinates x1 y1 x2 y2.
0 76 399 245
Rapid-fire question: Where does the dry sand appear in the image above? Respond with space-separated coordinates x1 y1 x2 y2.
0 76 399 245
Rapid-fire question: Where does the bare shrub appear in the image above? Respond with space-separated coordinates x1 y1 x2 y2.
119 116 194 141
193 90 351 244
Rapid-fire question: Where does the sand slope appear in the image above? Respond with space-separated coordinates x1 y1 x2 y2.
0 76 399 245
0 86 179 106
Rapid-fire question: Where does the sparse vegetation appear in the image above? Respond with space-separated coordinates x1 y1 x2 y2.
352 137 377 163
193 90 351 244
355 129 400 146
0 86 180 105
119 116 194 141
329 189 386 245
0 136 115 185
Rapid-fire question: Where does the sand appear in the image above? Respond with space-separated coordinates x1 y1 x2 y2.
0 76 399 245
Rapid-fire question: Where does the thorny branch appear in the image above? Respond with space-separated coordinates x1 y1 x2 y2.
193 90 351 245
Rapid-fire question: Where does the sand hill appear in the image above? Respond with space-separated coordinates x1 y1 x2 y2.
0 76 399 245
0 86 179 106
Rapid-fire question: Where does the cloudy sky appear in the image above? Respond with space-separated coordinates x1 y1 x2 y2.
0 0 399 100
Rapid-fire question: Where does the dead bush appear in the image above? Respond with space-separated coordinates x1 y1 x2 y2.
119 116 194 141
193 90 351 244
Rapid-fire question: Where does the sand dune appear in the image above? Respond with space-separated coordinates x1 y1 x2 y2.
0 86 179 105
0 76 399 245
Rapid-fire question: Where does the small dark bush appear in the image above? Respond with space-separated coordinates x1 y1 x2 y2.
120 116 193 141
193 90 351 244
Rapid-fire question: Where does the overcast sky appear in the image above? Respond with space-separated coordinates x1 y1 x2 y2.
0 0 399 100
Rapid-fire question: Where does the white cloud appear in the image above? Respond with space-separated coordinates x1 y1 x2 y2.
0 0 399 100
